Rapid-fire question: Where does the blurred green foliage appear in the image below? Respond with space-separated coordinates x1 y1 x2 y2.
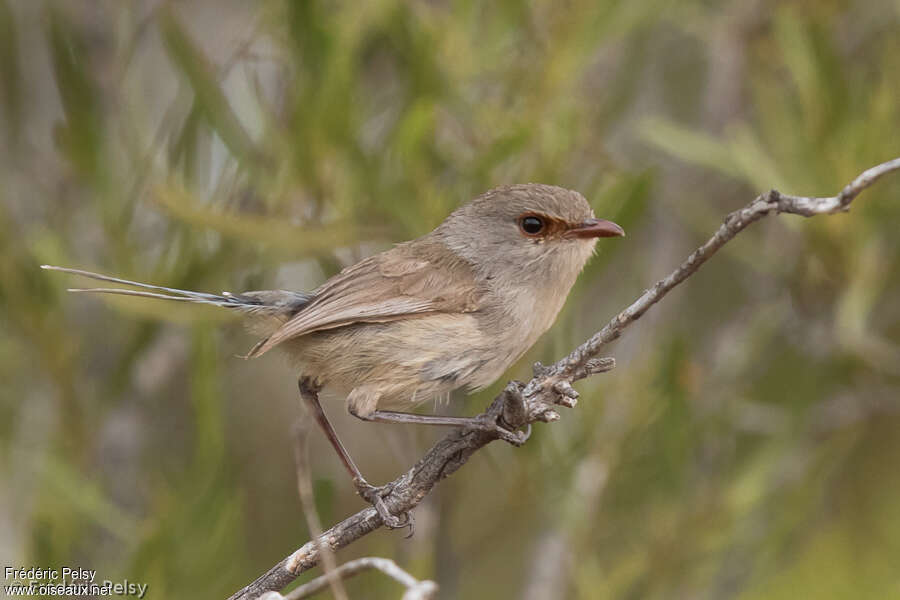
1 1 899 599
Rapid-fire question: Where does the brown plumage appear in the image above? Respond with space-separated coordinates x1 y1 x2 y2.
44 184 624 418
44 184 624 527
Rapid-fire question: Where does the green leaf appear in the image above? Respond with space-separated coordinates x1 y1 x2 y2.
0 0 21 140
158 7 258 167
638 116 741 178
153 184 388 253
47 8 103 180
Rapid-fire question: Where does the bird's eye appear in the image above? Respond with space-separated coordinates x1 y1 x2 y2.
519 215 545 235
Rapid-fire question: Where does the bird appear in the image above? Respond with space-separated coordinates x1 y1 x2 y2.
43 183 624 527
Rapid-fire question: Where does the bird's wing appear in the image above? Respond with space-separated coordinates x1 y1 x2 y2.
246 241 482 357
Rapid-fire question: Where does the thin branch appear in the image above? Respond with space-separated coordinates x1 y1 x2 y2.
227 156 900 600
255 558 436 600
553 156 900 381
284 558 436 600
293 422 348 600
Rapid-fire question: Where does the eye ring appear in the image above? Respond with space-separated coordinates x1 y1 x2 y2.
519 215 545 236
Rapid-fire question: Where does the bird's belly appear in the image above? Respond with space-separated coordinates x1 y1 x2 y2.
282 314 500 414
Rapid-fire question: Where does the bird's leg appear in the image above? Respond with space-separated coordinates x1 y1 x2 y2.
349 408 531 447
297 378 411 531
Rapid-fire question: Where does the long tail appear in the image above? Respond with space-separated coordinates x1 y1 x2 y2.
40 265 311 314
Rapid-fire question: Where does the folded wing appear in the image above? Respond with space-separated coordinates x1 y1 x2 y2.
247 240 481 357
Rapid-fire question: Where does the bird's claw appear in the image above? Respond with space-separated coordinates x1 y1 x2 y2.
354 479 413 534
474 414 531 446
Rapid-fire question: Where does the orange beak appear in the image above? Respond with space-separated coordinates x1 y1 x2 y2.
568 218 625 239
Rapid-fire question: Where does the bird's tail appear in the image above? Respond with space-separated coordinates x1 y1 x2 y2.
40 265 311 315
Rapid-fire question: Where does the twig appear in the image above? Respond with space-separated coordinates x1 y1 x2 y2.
293 422 348 600
288 558 436 600
255 558 436 600
556 156 900 379
227 156 900 600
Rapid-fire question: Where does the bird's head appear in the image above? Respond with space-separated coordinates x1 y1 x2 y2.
434 184 624 287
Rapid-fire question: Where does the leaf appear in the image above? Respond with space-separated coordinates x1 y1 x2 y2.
158 6 258 167
0 0 21 140
728 124 790 192
152 184 387 253
47 8 103 180
638 116 741 178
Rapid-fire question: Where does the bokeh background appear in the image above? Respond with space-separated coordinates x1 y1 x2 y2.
2 1 899 598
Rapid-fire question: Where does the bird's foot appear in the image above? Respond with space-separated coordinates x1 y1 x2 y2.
354 478 414 535
471 413 531 447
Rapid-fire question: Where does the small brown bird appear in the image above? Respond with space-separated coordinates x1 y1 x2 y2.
44 184 624 527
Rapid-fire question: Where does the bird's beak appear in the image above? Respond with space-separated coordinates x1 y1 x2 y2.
568 218 625 239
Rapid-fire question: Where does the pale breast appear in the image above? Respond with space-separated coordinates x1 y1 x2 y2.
282 312 497 412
